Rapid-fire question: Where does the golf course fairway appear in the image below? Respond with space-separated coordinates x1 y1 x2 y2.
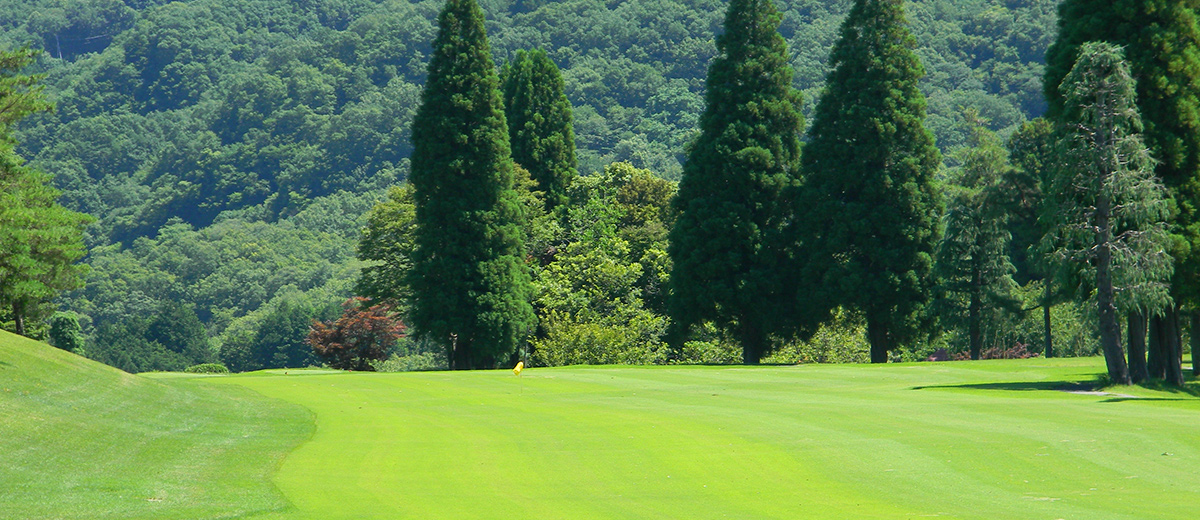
3 331 1198 519
215 359 1198 520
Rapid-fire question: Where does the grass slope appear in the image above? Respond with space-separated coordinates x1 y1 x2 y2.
0 330 313 519
213 358 1199 520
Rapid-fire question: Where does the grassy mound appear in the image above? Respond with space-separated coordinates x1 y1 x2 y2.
0 330 313 519
216 358 1198 520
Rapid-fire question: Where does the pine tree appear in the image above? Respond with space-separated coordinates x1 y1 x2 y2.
501 49 577 212
935 117 1020 360
408 0 535 370
1045 0 1200 381
1043 42 1174 386
1001 118 1062 357
793 0 943 363
0 47 92 337
666 0 804 364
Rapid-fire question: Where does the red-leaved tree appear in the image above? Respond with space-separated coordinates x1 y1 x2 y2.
307 298 406 371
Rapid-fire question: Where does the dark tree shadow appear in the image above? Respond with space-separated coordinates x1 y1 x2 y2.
912 379 1103 392
1101 397 1195 403
914 375 1200 399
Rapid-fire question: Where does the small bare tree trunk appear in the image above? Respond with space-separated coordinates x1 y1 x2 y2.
12 302 26 337
1164 307 1184 386
1192 312 1200 377
1127 311 1148 384
1094 194 1131 385
867 313 890 364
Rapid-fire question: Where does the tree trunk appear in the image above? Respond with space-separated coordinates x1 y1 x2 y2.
450 334 471 370
1164 307 1184 386
12 301 25 337
1148 314 1166 379
1043 296 1053 359
739 321 766 365
1127 311 1148 384
866 313 890 364
1192 312 1200 377
969 273 982 360
1094 195 1131 385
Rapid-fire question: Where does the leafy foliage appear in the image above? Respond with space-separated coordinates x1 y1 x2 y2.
308 297 405 371
1044 0 1200 306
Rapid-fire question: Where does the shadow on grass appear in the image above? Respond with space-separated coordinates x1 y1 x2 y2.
1101 397 1195 403
914 375 1200 400
1133 377 1200 398
912 379 1103 393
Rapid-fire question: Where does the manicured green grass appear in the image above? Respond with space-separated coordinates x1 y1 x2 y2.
216 357 1198 520
4 330 1198 519
0 331 313 519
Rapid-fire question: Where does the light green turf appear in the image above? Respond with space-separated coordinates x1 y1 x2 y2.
0 330 314 519
5 330 1199 519
214 357 1198 520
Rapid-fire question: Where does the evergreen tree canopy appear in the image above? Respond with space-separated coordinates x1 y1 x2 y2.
0 47 92 336
793 0 943 363
501 49 577 212
1044 0 1200 303
408 0 534 370
666 0 804 364
1044 41 1174 385
935 117 1020 360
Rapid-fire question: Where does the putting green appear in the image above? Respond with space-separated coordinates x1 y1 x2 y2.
213 359 1198 520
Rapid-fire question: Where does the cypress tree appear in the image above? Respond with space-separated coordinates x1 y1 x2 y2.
666 0 804 364
1043 42 1174 386
1045 0 1200 381
793 0 943 363
501 49 577 212
935 119 1020 360
408 0 535 369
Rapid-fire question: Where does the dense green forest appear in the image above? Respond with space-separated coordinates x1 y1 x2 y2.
1 0 1064 370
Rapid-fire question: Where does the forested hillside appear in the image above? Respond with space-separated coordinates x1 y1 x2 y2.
1 0 1056 370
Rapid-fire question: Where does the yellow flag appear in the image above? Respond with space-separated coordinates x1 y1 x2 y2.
513 361 524 376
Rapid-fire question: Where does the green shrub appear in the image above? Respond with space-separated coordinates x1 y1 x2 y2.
371 353 446 372
532 311 669 366
185 363 230 374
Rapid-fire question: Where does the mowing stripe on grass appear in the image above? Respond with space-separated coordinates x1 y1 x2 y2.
215 359 1198 520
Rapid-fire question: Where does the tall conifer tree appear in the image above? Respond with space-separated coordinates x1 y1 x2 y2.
666 0 804 364
1043 42 1173 385
935 120 1019 360
408 0 534 369
1045 0 1200 380
793 0 943 363
501 49 577 212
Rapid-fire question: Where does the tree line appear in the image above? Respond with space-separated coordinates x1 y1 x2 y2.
1 0 1196 385
372 0 1196 389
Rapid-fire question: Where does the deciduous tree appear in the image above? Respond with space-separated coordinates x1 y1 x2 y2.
308 298 405 371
